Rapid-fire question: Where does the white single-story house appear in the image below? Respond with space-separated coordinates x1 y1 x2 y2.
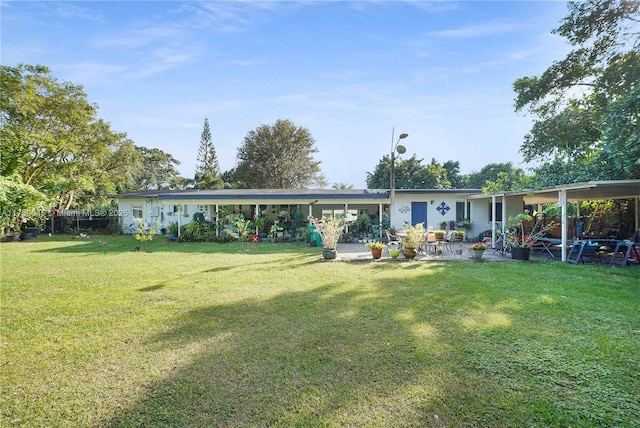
114 188 483 237
114 179 640 261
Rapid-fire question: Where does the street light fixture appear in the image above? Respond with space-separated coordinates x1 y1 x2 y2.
390 127 408 230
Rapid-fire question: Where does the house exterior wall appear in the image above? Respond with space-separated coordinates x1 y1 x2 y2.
393 193 468 231
115 189 483 236
468 195 530 239
117 197 390 234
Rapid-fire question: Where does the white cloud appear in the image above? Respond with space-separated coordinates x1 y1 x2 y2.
427 21 523 39
46 2 102 22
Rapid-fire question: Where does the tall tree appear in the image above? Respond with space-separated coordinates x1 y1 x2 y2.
0 64 139 211
442 160 465 188
132 147 183 190
194 118 222 189
514 0 640 182
366 155 451 189
233 119 326 189
465 162 524 189
482 170 532 194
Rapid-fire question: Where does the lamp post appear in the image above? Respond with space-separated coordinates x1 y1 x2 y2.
389 127 408 230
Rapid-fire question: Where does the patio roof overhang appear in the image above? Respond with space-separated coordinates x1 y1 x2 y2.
466 180 640 204
466 180 640 263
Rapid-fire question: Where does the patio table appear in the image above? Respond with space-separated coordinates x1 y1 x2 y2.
532 237 564 259
567 239 639 266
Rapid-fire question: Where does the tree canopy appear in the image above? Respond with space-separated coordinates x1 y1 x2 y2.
465 162 525 190
1 64 140 212
231 119 326 189
194 118 223 189
514 0 640 183
366 155 452 189
131 146 183 190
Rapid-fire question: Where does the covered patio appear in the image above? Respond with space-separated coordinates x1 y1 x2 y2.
467 180 640 263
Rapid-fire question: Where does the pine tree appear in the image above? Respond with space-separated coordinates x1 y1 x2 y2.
195 118 222 189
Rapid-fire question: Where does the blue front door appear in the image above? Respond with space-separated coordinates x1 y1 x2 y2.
411 202 427 226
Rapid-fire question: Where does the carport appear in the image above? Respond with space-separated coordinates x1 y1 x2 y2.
467 180 640 262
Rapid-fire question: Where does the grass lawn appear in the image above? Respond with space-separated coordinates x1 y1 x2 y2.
1 235 639 427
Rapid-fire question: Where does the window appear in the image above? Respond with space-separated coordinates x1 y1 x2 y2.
132 205 143 219
488 202 503 222
455 202 470 222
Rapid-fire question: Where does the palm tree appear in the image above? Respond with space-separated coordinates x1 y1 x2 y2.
332 182 353 189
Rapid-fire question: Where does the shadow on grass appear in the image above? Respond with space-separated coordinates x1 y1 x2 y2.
102 265 524 427
98 257 640 426
138 284 166 292
33 235 321 256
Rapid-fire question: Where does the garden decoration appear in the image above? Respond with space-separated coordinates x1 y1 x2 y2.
365 241 386 259
506 213 558 261
312 216 346 260
470 242 488 261
399 222 425 259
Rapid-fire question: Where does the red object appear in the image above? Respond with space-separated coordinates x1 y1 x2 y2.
251 234 259 243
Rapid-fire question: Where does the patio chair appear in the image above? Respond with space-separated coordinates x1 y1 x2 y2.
423 230 437 253
490 234 510 256
442 230 455 253
386 229 402 253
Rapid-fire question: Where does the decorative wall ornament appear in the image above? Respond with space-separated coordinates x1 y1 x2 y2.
436 202 450 216
398 205 411 214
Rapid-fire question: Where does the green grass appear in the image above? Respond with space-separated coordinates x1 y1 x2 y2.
1 235 639 427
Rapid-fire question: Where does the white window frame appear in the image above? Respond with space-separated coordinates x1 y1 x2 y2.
132 205 144 220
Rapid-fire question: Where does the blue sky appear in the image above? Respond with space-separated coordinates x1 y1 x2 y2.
2 1 571 188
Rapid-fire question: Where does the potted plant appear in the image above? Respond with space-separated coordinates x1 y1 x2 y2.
167 221 179 241
470 242 488 261
506 213 558 260
454 231 465 241
231 214 253 246
268 224 283 243
389 248 401 259
355 214 372 239
365 241 386 259
434 230 445 241
439 221 447 230
312 216 346 260
255 216 268 237
457 219 472 233
399 223 426 259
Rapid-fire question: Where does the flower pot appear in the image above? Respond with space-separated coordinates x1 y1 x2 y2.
389 249 400 259
471 249 485 261
370 248 383 259
322 248 337 260
402 247 418 259
511 247 531 261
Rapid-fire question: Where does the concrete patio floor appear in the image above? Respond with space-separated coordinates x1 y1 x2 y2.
332 242 519 262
